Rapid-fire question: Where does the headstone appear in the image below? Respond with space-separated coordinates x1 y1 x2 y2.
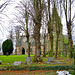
48 57 54 62
12 61 21 65
47 57 54 64
25 57 32 64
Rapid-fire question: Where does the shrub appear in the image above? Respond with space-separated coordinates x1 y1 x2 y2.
28 66 73 71
2 39 13 55
0 66 73 71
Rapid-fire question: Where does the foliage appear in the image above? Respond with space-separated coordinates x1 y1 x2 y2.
60 55 63 57
28 66 73 71
66 55 69 57
33 56 42 62
2 39 13 55
64 35 69 44
0 65 73 71
0 66 27 71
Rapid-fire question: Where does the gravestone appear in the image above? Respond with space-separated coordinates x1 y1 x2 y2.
12 61 21 65
25 57 32 64
48 57 54 62
47 57 54 64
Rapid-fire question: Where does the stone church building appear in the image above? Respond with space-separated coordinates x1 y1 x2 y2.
15 4 63 55
15 32 63 55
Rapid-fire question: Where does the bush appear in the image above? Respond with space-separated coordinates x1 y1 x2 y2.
0 66 27 71
2 39 13 55
0 65 73 71
28 66 73 71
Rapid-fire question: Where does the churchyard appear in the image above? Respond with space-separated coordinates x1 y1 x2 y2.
0 55 74 75
0 0 75 75
0 55 74 67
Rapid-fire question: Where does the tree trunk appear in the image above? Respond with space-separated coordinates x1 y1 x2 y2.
34 23 41 62
50 32 53 57
34 25 41 57
43 33 46 57
48 0 53 57
64 0 73 58
55 32 59 58
67 22 73 58
27 35 30 57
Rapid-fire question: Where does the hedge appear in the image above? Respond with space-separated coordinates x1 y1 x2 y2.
0 65 73 71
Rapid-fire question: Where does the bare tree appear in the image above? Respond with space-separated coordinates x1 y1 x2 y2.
62 0 75 58
23 0 46 61
47 0 54 57
43 29 46 57
0 0 11 12
14 1 32 57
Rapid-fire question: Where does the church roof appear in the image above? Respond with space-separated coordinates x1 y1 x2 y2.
16 38 22 47
16 35 46 47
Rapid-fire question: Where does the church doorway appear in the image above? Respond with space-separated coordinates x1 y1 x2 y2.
22 48 25 54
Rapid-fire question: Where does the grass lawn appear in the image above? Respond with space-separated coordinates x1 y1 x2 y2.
0 55 35 66
0 55 74 67
0 55 74 75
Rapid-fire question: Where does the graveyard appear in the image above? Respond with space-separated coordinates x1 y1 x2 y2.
0 54 74 75
0 0 75 75
0 55 74 67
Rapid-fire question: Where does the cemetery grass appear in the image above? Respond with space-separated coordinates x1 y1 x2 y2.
0 55 74 75
0 55 74 67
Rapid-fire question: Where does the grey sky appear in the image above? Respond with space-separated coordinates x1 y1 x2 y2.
0 0 75 43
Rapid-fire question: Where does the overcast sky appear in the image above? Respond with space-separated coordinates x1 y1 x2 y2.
0 0 75 43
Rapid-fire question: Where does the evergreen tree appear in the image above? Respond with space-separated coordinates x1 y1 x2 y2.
2 39 13 55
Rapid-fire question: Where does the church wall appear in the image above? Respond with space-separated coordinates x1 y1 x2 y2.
15 33 63 55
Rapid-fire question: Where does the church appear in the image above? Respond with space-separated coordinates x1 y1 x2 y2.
15 4 64 55
15 32 63 55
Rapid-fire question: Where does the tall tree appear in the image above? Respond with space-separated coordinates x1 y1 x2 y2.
43 29 46 57
24 0 45 61
25 9 30 57
62 0 74 58
33 0 45 60
52 3 62 58
47 0 53 57
14 1 32 57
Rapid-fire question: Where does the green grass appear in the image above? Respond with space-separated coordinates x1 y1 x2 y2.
0 55 34 66
69 70 74 75
0 55 74 67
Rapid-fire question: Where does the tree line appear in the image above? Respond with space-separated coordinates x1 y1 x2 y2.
0 0 75 61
